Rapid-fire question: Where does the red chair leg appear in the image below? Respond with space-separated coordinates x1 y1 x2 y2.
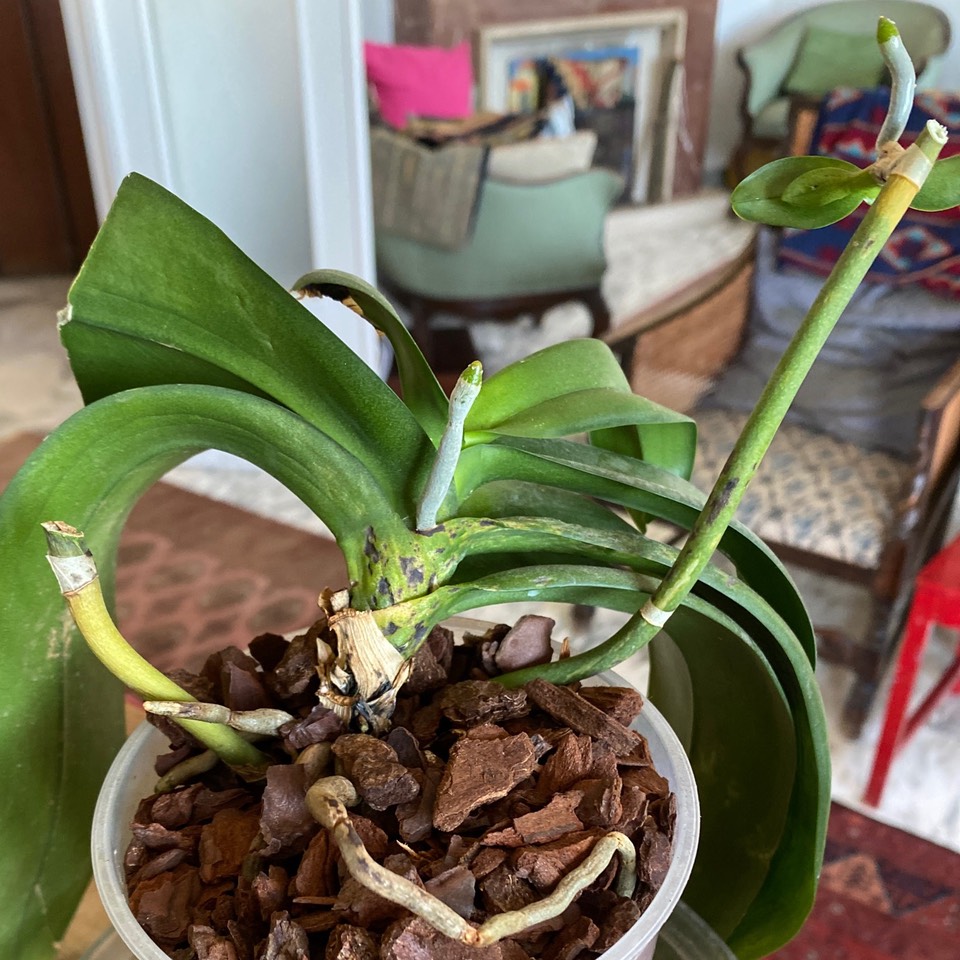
902 651 960 741
863 594 934 806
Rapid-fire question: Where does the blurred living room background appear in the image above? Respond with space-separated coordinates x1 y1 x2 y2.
2 2 960 956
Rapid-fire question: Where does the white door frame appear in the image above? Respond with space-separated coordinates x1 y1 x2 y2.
58 0 381 369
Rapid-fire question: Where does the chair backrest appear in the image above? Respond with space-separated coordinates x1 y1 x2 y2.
740 1 951 120
376 168 623 301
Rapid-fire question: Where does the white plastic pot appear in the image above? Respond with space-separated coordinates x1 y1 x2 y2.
92 669 699 960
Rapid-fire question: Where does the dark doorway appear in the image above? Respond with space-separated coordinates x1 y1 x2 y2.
0 0 98 275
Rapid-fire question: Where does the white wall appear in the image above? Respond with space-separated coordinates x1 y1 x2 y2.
707 0 960 175
61 0 380 366
361 0 394 43
940 0 960 90
151 0 312 286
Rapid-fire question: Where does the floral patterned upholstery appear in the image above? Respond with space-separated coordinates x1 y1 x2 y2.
692 409 913 569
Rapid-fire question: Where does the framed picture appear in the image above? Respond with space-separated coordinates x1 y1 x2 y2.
476 11 686 203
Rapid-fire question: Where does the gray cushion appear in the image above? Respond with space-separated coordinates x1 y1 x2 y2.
704 228 960 459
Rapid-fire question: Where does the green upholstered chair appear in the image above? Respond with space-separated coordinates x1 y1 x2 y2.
732 0 950 179
375 168 623 366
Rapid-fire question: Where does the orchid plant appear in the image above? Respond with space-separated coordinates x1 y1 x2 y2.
0 17 956 960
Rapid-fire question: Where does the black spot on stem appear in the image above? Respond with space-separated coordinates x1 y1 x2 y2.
708 478 739 523
363 528 381 564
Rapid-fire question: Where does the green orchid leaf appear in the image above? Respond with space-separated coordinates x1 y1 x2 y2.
648 606 796 945
469 388 696 482
780 164 875 208
440 514 806 658
732 156 873 227
462 339 696 534
61 174 432 513
381 562 676 623
445 483 640 588
292 268 448 444
647 633 693 749
467 339 632 428
649 587 829 956
0 383 414 959
910 154 960 211
466 339 696 482
456 438 815 663
457 479 637 534
665 605 828 959
727 719 829 958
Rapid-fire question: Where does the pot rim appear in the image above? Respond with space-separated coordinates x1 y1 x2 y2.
92 669 699 960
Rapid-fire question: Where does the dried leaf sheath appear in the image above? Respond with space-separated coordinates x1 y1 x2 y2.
317 590 412 732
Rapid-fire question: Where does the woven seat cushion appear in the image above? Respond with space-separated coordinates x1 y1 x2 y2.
692 408 912 569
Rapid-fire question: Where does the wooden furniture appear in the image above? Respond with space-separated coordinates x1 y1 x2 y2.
0 0 97 274
603 244 960 738
864 533 960 806
731 0 950 181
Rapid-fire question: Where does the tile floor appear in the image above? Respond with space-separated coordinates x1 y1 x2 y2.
2 247 958 856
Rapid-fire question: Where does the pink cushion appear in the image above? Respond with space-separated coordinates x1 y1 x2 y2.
364 41 473 129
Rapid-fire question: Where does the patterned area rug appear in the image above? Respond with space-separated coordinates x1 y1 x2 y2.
771 804 960 959
114 528 334 673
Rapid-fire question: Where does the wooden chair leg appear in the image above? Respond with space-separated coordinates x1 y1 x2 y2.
583 288 610 339
572 604 596 631
840 598 897 739
409 297 435 366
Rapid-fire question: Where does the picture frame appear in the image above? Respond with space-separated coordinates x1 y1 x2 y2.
476 11 687 204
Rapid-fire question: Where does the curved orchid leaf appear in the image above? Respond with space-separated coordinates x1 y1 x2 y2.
292 267 448 444
458 479 637 534
732 156 876 228
910 154 960 211
61 174 432 514
0 383 413 959
466 339 696 482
